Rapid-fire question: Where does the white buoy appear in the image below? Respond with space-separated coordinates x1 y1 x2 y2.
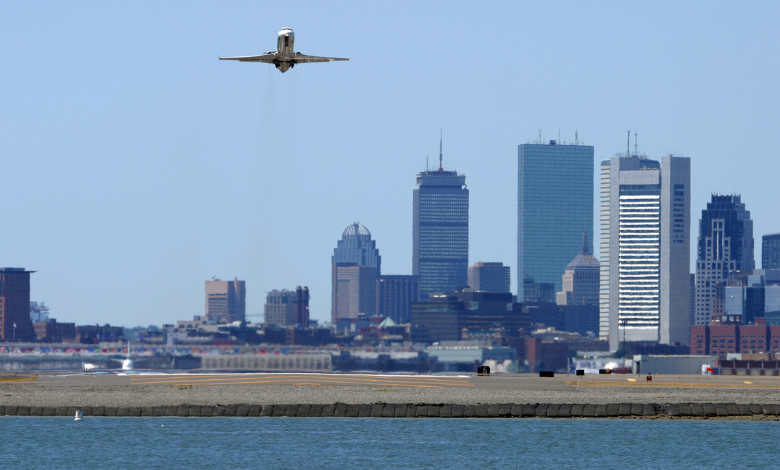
74 410 83 421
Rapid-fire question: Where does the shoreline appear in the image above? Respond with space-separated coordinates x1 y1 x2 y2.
2 402 779 419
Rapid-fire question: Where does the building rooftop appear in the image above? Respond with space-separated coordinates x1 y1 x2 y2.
342 223 370 237
566 231 599 269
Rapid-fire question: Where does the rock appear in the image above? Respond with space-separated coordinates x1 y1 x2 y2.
224 405 238 417
582 404 596 417
17 406 31 416
737 404 751 416
643 404 656 416
381 404 395 418
702 403 717 417
606 404 619 417
594 405 607 417
284 405 299 417
475 404 488 418
248 405 262 417
415 405 428 418
570 404 584 417
236 404 250 417
176 406 189 417
749 404 762 415
618 404 631 417
715 404 729 417
535 404 548 417
43 407 56 417
104 407 118 417
308 404 322 418
212 405 226 416
427 405 441 418
546 404 560 418
510 404 524 417
487 404 501 417
678 404 692 417
5 406 17 416
726 404 741 416
690 404 704 417
665 404 680 417
406 405 417 418
630 404 643 417
116 408 129 417
30 407 42 416
451 405 464 418
522 404 536 417
200 406 214 417
141 407 153 417
394 404 408 418
557 404 572 418
498 404 512 417
296 404 311 417
129 407 142 417
321 404 336 417
371 404 384 418
439 404 453 418
463 405 476 418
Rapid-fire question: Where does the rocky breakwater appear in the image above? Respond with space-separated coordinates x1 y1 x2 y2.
3 402 780 419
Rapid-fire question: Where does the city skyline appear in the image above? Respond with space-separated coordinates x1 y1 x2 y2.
2 3 779 326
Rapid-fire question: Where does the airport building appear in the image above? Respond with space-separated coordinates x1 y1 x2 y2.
517 140 594 300
599 154 691 350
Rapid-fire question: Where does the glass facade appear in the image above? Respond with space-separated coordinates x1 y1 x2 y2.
413 170 469 300
763 233 780 269
694 195 754 325
517 143 594 300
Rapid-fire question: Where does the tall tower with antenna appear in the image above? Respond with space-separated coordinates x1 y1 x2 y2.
413 132 469 298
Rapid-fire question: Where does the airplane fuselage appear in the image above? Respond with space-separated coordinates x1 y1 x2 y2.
274 28 296 72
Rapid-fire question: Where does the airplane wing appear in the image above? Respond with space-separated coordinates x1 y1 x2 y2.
293 53 349 63
219 53 277 63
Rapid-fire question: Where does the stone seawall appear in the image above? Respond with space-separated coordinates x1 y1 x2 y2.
3 403 780 419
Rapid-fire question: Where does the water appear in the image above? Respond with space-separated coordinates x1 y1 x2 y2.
1 417 777 469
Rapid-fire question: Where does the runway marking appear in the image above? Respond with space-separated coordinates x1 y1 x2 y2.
129 375 470 385
564 380 780 389
744 381 753 384
627 378 636 382
128 375 473 388
129 378 454 388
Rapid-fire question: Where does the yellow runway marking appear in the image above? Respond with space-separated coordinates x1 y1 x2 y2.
744 381 753 384
130 379 453 388
564 380 780 389
627 378 636 382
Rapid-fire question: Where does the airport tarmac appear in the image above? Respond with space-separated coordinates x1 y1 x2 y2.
2 372 778 408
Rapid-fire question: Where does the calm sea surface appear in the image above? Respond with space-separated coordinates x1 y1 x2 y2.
1 417 777 469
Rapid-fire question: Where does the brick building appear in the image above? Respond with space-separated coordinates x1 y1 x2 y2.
690 324 780 359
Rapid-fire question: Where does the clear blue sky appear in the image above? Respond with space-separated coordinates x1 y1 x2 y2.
1 1 778 326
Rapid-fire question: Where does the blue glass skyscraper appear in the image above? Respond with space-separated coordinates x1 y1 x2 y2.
518 140 594 300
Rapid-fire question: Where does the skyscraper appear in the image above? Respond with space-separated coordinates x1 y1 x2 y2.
468 262 511 293
376 275 420 323
517 140 594 300
264 289 297 325
556 231 600 306
599 154 691 350
0 268 35 341
205 278 246 323
694 195 754 325
413 138 468 299
763 233 780 269
332 223 381 321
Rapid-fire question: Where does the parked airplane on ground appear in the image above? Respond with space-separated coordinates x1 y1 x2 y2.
219 27 348 73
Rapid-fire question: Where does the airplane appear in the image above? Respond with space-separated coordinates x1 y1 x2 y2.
219 27 348 73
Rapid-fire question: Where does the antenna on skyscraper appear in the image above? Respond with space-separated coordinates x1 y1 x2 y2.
575 130 578 145
439 129 443 171
634 132 638 156
627 130 630 156
426 154 429 172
